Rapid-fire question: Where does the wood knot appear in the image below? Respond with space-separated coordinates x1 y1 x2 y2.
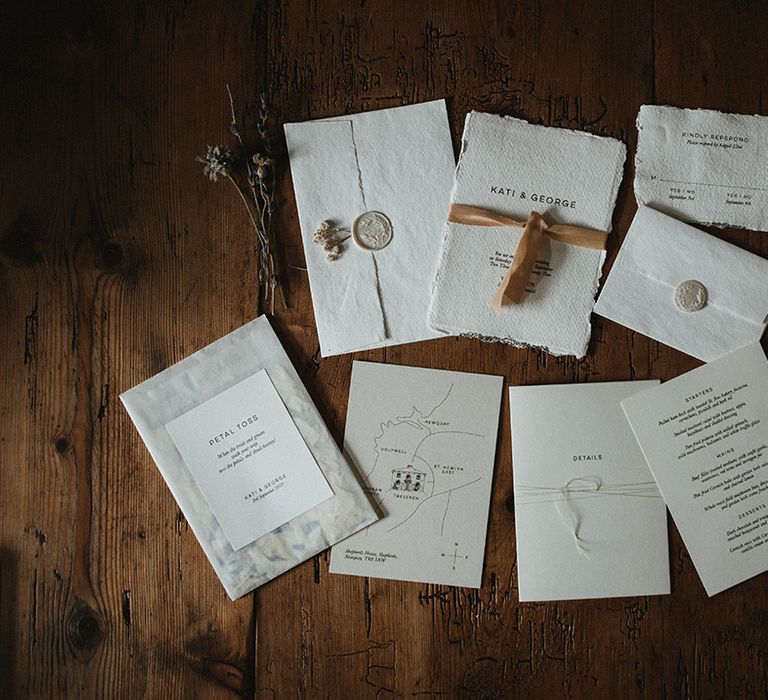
186 634 254 694
203 660 252 695
98 240 125 271
0 215 43 267
505 494 515 514
53 436 70 453
67 602 105 653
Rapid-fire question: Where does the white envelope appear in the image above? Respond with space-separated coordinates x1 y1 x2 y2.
284 100 455 357
594 206 768 361
120 317 377 599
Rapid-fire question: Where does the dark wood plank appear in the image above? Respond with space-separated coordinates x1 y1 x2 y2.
2 0 768 698
0 1 262 697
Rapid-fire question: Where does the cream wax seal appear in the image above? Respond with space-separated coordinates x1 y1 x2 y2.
674 280 708 312
352 211 393 251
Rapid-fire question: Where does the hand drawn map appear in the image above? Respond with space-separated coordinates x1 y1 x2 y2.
330 361 503 587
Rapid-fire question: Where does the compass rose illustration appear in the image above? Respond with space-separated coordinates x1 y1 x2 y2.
440 542 469 570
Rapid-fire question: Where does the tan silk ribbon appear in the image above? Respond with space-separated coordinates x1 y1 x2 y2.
446 203 608 312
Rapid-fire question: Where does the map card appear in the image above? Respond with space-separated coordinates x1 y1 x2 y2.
329 361 503 587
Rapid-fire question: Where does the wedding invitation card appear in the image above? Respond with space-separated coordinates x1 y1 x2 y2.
622 343 768 596
428 111 626 358
121 316 377 599
594 206 768 361
635 105 768 231
509 381 670 601
329 361 503 587
284 100 455 357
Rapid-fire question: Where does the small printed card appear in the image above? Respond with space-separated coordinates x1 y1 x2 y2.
635 105 768 231
165 370 333 551
622 342 768 597
329 361 503 588
428 111 626 357
121 316 377 599
594 206 768 361
509 381 670 601
284 100 455 357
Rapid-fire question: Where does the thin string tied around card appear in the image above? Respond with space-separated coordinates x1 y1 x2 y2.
556 476 601 558
515 477 662 559
446 204 608 312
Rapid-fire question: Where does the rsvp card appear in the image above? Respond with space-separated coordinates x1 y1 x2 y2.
165 370 333 551
510 381 670 601
622 343 768 596
635 105 768 231
330 361 503 588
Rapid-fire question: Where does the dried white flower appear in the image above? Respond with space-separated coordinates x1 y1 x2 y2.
313 220 332 243
199 87 287 313
313 220 349 262
196 145 237 182
252 152 274 180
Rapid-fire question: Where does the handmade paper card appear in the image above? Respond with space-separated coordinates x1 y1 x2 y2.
165 370 333 551
329 361 503 588
635 105 768 230
284 100 455 357
594 206 768 361
509 381 670 601
428 111 626 358
121 316 377 599
622 343 768 596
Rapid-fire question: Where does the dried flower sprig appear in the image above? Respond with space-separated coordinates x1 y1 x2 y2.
196 86 286 313
313 220 350 261
197 145 237 182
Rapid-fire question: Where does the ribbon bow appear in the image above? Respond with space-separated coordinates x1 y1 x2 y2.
446 204 608 312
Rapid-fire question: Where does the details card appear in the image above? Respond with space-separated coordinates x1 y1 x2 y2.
510 381 670 601
329 361 503 588
621 343 768 596
166 369 333 551
635 105 768 230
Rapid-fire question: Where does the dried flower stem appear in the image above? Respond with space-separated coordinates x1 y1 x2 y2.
208 84 286 314
225 174 264 244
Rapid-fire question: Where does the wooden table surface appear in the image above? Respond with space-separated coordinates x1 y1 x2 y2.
2 1 768 697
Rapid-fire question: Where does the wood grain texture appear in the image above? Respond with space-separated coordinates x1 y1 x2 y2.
1 0 768 697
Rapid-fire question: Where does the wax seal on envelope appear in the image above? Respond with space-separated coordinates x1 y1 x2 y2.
352 211 393 251
674 280 707 312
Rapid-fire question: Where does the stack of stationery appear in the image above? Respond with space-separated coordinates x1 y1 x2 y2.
120 100 768 603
